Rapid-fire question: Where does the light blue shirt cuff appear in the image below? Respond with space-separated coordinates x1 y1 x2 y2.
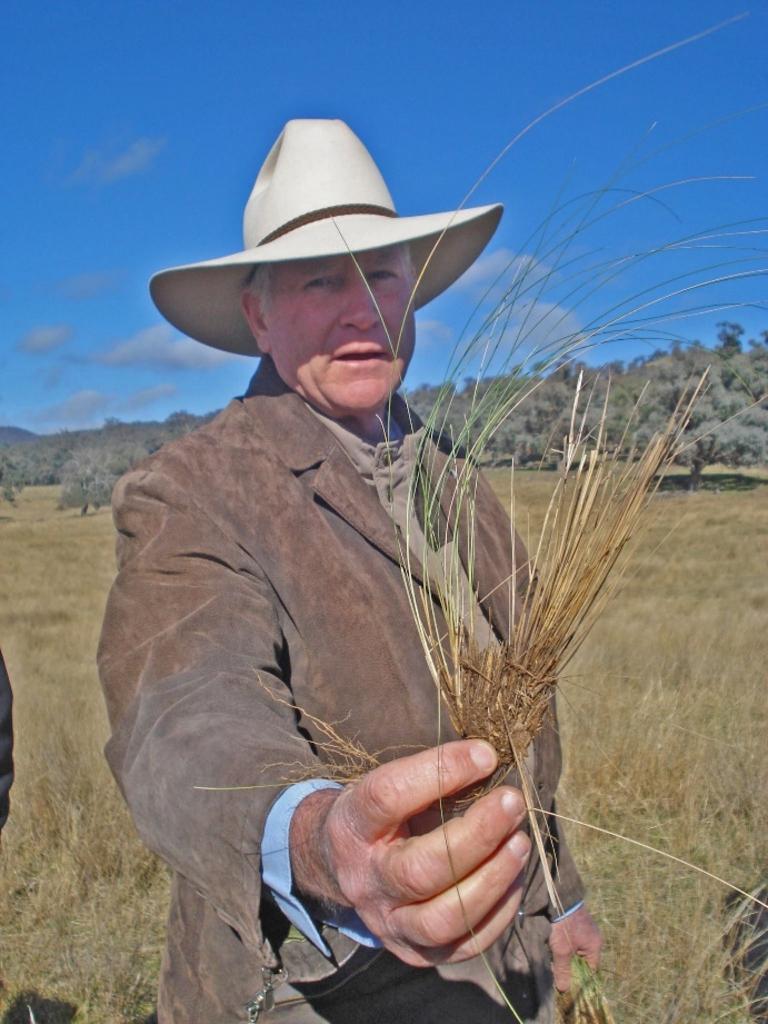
551 899 585 923
261 779 383 955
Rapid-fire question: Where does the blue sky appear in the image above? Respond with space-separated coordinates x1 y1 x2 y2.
2 0 767 432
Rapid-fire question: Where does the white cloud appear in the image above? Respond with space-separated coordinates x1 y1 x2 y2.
415 317 454 346
33 382 182 430
18 324 73 353
117 384 178 413
455 248 519 293
452 250 588 361
497 299 585 361
56 271 119 300
69 136 166 185
35 389 109 427
96 325 240 370
454 249 557 306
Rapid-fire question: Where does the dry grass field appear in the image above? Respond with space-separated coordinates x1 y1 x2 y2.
0 474 766 1022
0 489 166 1024
488 468 768 1023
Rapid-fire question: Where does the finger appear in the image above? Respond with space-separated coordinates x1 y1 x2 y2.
385 874 525 968
343 740 497 843
552 952 572 992
582 937 602 969
441 876 525 964
383 786 526 901
389 829 530 948
552 909 603 965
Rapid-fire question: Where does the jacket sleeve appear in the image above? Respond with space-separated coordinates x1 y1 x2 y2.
548 802 586 914
0 650 13 833
98 465 323 956
538 696 586 917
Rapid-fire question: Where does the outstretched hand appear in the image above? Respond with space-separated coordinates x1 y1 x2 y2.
290 740 531 967
549 905 603 991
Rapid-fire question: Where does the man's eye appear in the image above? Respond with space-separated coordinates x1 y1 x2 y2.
305 277 332 289
368 270 395 284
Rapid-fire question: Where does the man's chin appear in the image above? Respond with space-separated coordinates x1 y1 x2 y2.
325 381 401 417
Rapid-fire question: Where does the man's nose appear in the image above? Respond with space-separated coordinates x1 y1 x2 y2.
340 275 379 330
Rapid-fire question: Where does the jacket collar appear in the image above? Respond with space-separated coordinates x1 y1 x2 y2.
239 357 425 573
240 357 337 471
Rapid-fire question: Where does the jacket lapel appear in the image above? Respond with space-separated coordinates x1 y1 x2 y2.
311 447 415 574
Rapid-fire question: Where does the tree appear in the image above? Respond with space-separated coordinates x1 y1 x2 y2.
58 443 141 513
165 410 205 438
0 450 24 503
59 448 116 513
715 321 744 357
637 342 768 489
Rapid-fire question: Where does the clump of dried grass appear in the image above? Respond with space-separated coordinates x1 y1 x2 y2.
406 372 707 800
393 376 704 1022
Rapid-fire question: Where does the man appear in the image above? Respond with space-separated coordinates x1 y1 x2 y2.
99 119 600 1023
0 649 12 834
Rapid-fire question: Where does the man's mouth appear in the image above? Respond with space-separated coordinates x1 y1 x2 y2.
333 347 390 362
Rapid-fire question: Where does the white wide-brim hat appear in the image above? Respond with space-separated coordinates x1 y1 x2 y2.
150 119 503 355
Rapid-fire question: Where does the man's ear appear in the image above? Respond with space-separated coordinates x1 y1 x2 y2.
241 290 271 353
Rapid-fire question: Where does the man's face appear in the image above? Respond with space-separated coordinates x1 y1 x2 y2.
241 246 416 438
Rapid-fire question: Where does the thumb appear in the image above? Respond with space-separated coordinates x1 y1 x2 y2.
344 740 497 842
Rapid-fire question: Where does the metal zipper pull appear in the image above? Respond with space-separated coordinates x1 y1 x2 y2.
245 967 284 1022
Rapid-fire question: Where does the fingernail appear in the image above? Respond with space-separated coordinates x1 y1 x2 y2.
508 832 531 861
470 742 497 773
501 791 523 818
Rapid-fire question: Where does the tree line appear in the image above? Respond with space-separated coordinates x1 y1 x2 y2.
407 324 768 490
1 324 766 509
0 411 213 510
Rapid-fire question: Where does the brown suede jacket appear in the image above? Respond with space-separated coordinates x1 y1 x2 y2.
98 358 584 1023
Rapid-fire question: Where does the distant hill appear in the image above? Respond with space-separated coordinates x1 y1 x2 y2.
0 410 217 488
0 426 38 445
